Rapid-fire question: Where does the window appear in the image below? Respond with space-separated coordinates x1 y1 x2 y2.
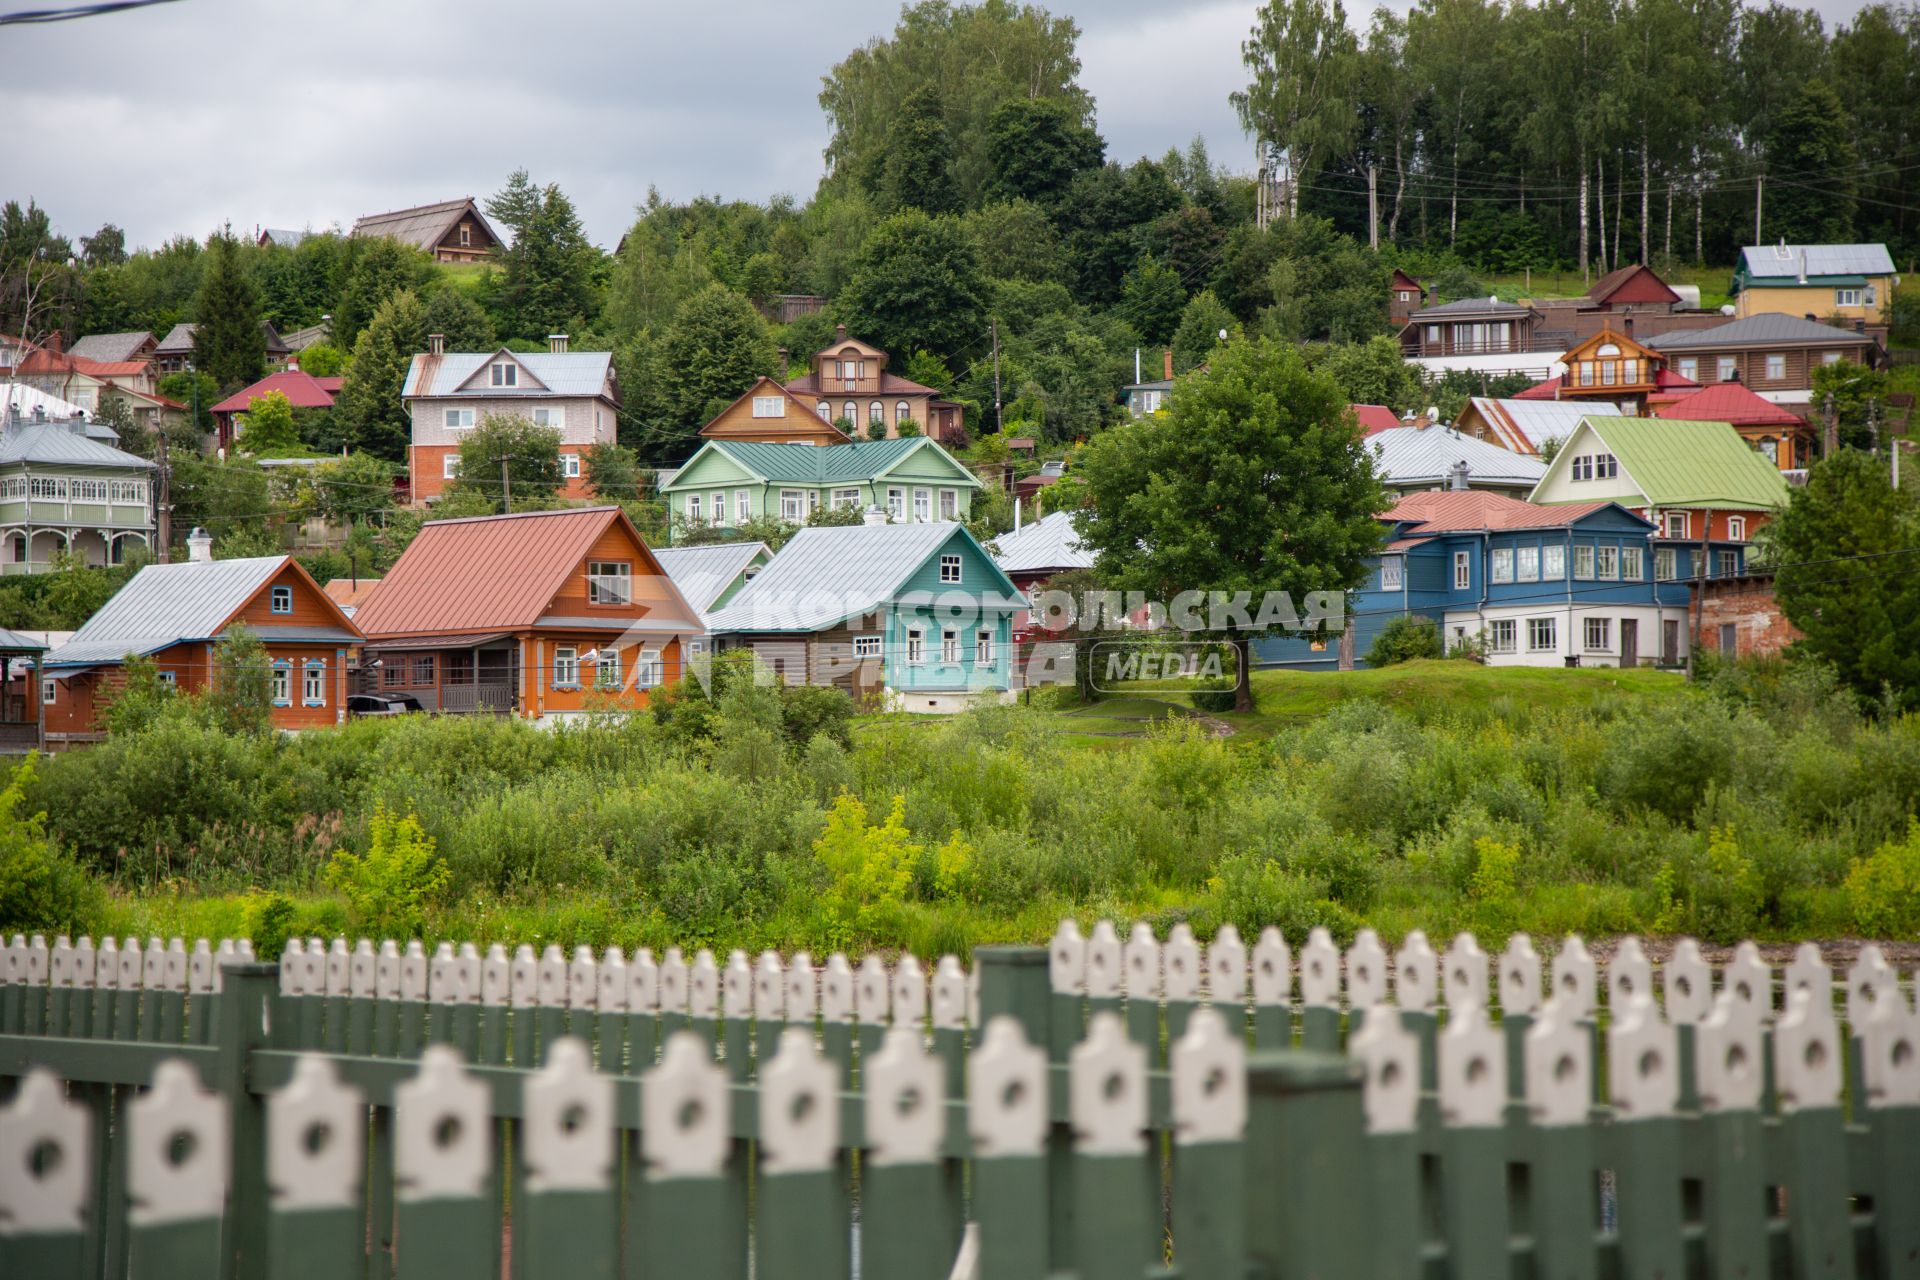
553 646 579 688
587 561 632 606
887 487 905 521
913 489 931 522
939 489 958 521
941 630 960 664
842 401 856 423
1622 359 1639 384
1655 548 1677 580
271 661 291 707
1542 545 1565 580
1716 357 1738 383
853 635 882 659
1717 550 1739 577
1584 617 1612 652
1399 290 1413 302
532 407 562 427
1572 455 1594 482
906 629 925 664
1676 357 1698 382
303 661 326 707
271 585 293 615
1517 546 1540 582
939 554 962 584
596 648 622 690
1727 516 1747 541
869 402 884 425
1425 325 1442 343
1488 620 1517 654
413 656 435 685
831 487 861 509
816 401 831 421
1597 454 1618 479
976 630 994 664
1764 354 1786 381
459 224 471 247
687 494 702 523
562 454 581 479
736 490 752 523
752 396 783 418
896 401 910 425
1663 511 1688 538
30 477 66 499
1381 558 1403 590
157 670 176 689
1453 550 1470 590
1596 546 1619 580
490 362 517 388
1527 617 1557 652
1490 548 1514 583
1573 546 1595 579
444 455 461 480
1601 360 1617 386
110 480 145 504
1835 288 1863 308
383 661 403 688
444 408 474 429
1622 547 1643 580
71 479 108 503
635 652 662 688
780 489 805 521
1821 351 1843 366
41 677 55 705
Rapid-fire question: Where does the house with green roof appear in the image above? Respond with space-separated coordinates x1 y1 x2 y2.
705 518 1024 713
658 437 982 535
1528 415 1790 550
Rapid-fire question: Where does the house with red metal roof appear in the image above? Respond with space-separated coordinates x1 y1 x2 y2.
1511 327 1699 415
349 506 703 722
208 366 345 451
1653 382 1817 472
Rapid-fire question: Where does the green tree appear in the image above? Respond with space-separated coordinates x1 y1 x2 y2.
454 414 565 512
962 200 1063 283
1768 450 1920 708
157 370 220 432
877 85 958 215
583 441 641 501
334 237 429 350
324 807 449 937
1763 79 1858 243
0 757 101 936
840 210 987 366
1171 290 1236 374
1811 359 1890 451
1233 0 1361 220
981 97 1105 207
215 524 284 559
485 170 600 340
190 231 266 390
1119 255 1187 346
337 289 427 462
1070 337 1390 710
294 343 349 377
209 623 273 736
312 452 397 524
423 286 496 351
1311 336 1425 411
168 457 271 547
640 284 778 459
236 389 301 455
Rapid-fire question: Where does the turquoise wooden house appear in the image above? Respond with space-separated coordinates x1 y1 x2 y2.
659 437 982 537
703 519 1024 712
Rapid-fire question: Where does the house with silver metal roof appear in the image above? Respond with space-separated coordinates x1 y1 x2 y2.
1733 241 1899 329
1366 424 1548 496
706 518 1024 713
402 334 619 503
41 541 364 741
0 411 157 575
652 542 771 622
1453 397 1624 456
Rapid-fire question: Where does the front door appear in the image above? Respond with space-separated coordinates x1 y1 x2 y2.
1663 619 1680 663
1620 619 1638 667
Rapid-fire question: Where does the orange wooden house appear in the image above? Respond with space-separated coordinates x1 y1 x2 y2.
1514 327 1700 415
349 507 704 722
41 540 365 743
698 376 852 447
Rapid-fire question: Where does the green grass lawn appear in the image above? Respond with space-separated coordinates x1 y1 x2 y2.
1481 262 1734 309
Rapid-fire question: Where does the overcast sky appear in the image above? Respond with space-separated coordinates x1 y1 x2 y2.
6 0 1874 254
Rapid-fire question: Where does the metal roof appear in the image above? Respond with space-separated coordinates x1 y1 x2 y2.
668 437 980 488
259 229 311 249
350 506 702 639
0 629 47 651
1389 491 1621 532
1539 417 1791 512
0 422 156 470
352 198 498 253
1407 296 1534 319
987 512 1092 575
1653 384 1805 428
1368 426 1548 489
210 370 342 414
45 557 290 667
653 542 770 613
3 383 87 419
1463 397 1622 454
67 331 153 363
1645 314 1872 350
154 321 289 355
1737 243 1896 280
402 350 614 399
706 523 1020 634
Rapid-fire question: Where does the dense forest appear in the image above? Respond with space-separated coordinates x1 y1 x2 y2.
3 0 1916 473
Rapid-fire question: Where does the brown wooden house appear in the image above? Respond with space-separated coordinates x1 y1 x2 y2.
1398 297 1542 357
1388 270 1426 325
1512 328 1699 415
698 376 852 447
783 326 966 443
1644 314 1882 415
352 198 501 264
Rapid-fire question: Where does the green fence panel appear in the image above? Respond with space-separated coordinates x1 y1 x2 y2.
127 1058 229 1279
1349 1006 1424 1280
1775 987 1854 1280
640 1030 744 1280
519 1037 618 1280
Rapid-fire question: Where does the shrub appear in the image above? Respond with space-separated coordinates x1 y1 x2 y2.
1467 835 1521 937
0 759 103 936
1207 851 1360 944
1846 817 1920 938
248 891 298 962
813 793 921 947
1365 615 1443 667
324 807 450 937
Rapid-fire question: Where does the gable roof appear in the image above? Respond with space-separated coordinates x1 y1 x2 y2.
45 556 357 668
0 422 156 469
1351 404 1402 435
1736 243 1896 281
1653 383 1806 429
653 542 770 614
1532 417 1791 511
210 369 343 414
1514 366 1700 401
402 350 614 399
700 377 849 440
1405 296 1536 321
1586 264 1682 306
322 578 382 612
351 198 499 253
259 228 311 249
351 506 700 638
153 320 289 356
988 511 1092 575
706 523 1021 634
68 331 154 363
1461 397 1622 454
1645 313 1873 350
1388 490 1625 533
667 437 980 489
1368 425 1549 489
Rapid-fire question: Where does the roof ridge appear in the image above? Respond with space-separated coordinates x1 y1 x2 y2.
421 505 619 528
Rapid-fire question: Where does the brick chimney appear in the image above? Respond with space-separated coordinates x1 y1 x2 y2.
548 334 569 354
1163 349 1174 379
287 357 299 373
428 333 445 357
834 324 849 343
45 331 62 354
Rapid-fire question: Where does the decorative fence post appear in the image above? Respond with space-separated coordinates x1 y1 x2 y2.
1437 1001 1509 1277
1774 984 1851 1279
1857 986 1920 1274
1068 1011 1155 1278
1123 922 1162 1053
216 953 278 1280
266 1055 366 1280
1607 994 1684 1278
0 1067 90 1275
1207 925 1247 1043
1297 928 1340 1051
128 1057 229 1274
393 1044 496 1280
1163 924 1202 1043
1250 927 1290 1050
641 1030 741 1280
754 1028 846 1280
520 1036 617 1280
1170 1007 1247 1280
862 1025 956 1279
1394 931 1438 1089
1344 930 1388 1036
1350 1004 1421 1280
968 1015 1049 1280
1525 999 1597 1280
1696 990 1768 1280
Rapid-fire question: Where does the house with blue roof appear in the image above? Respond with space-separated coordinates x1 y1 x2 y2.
659 436 981 536
1254 489 1701 671
704 516 1024 712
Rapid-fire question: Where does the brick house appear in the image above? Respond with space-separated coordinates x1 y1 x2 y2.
1693 570 1801 660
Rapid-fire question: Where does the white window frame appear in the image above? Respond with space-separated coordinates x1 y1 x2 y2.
853 635 882 659
913 488 932 522
905 629 925 664
270 661 291 707
1655 548 1677 580
41 677 55 705
302 660 326 707
887 487 905 521
1453 550 1470 590
752 395 784 419
1572 455 1593 482
780 489 805 521
1764 354 1786 381
1622 547 1644 580
531 407 563 428
1727 516 1747 541
1573 546 1595 580
1716 356 1737 382
1380 558 1403 590
976 629 994 665
1595 453 1618 480
896 400 911 425
1663 510 1688 538
941 629 960 664
490 362 518 388
939 554 962 584
687 494 702 523
735 490 752 523
816 401 832 422
444 408 474 429
869 401 884 425
1583 617 1612 653
1516 546 1540 583
1490 548 1514 584
831 487 861 509
634 652 662 688
1527 617 1557 652
1717 550 1740 578
939 489 958 521
1596 545 1619 580
444 455 460 480
157 670 176 689
562 453 581 479
587 561 632 607
595 648 622 690
1543 545 1566 580
1488 620 1517 654
1675 357 1698 382
553 646 579 689
1835 287 1862 308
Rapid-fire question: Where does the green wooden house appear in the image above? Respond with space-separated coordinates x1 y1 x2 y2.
704 519 1024 713
0 419 158 574
659 437 982 535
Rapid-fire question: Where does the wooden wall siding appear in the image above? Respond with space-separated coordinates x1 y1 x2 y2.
54 638 349 735
703 395 846 446
409 395 615 448
738 638 809 685
529 634 681 716
803 624 885 693
541 524 685 619
1670 345 1874 391
230 562 340 631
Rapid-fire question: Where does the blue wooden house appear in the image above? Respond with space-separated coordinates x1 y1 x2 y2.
703 517 1025 712
1254 490 1733 670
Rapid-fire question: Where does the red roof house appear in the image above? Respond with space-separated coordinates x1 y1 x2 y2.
1351 404 1403 436
210 367 345 449
1654 382 1818 472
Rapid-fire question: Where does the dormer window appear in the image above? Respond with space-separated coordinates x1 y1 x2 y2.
490 362 517 388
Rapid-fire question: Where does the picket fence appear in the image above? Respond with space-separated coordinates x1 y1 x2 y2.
1 920 1918 1280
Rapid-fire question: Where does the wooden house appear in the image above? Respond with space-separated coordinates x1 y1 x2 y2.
987 511 1091 640
1733 242 1898 331
1454 397 1622 457
782 326 965 442
352 198 501 264
1654 383 1818 472
0 410 157 572
1388 270 1427 325
209 366 344 452
698 377 852 447
661 436 981 532
1397 297 1542 358
1644 314 1882 416
1512 328 1698 415
154 321 291 375
350 507 703 722
41 540 364 742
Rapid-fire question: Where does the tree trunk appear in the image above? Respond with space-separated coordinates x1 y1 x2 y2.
1665 180 1673 264
1613 153 1623 272
1596 153 1608 274
1640 128 1651 266
1388 133 1407 240
1579 147 1590 281
1233 635 1253 713
1695 180 1705 265
1450 138 1460 246
1367 162 1379 249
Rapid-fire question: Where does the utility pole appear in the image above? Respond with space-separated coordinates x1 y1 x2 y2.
500 456 512 514
1867 398 1880 455
991 320 1002 435
1367 162 1379 250
1754 173 1763 246
1822 393 1838 457
155 425 171 563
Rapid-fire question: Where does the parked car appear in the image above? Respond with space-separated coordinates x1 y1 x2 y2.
346 693 423 717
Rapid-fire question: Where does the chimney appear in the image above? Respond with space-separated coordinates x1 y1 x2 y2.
1622 316 1634 339
862 504 888 527
45 332 62 354
1798 251 1808 285
187 528 213 563
834 324 849 342
777 346 789 372
428 333 445 357
287 356 299 373
1450 460 1470 491
548 334 569 355
1163 349 1174 380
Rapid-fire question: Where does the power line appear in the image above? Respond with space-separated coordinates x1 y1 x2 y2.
0 0 178 24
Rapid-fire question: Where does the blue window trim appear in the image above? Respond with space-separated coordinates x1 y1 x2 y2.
302 658 326 707
270 659 292 708
270 585 293 615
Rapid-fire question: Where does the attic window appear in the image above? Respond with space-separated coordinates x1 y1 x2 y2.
271 585 293 614
939 554 962 584
490 362 517 388
752 396 783 418
459 225 471 247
